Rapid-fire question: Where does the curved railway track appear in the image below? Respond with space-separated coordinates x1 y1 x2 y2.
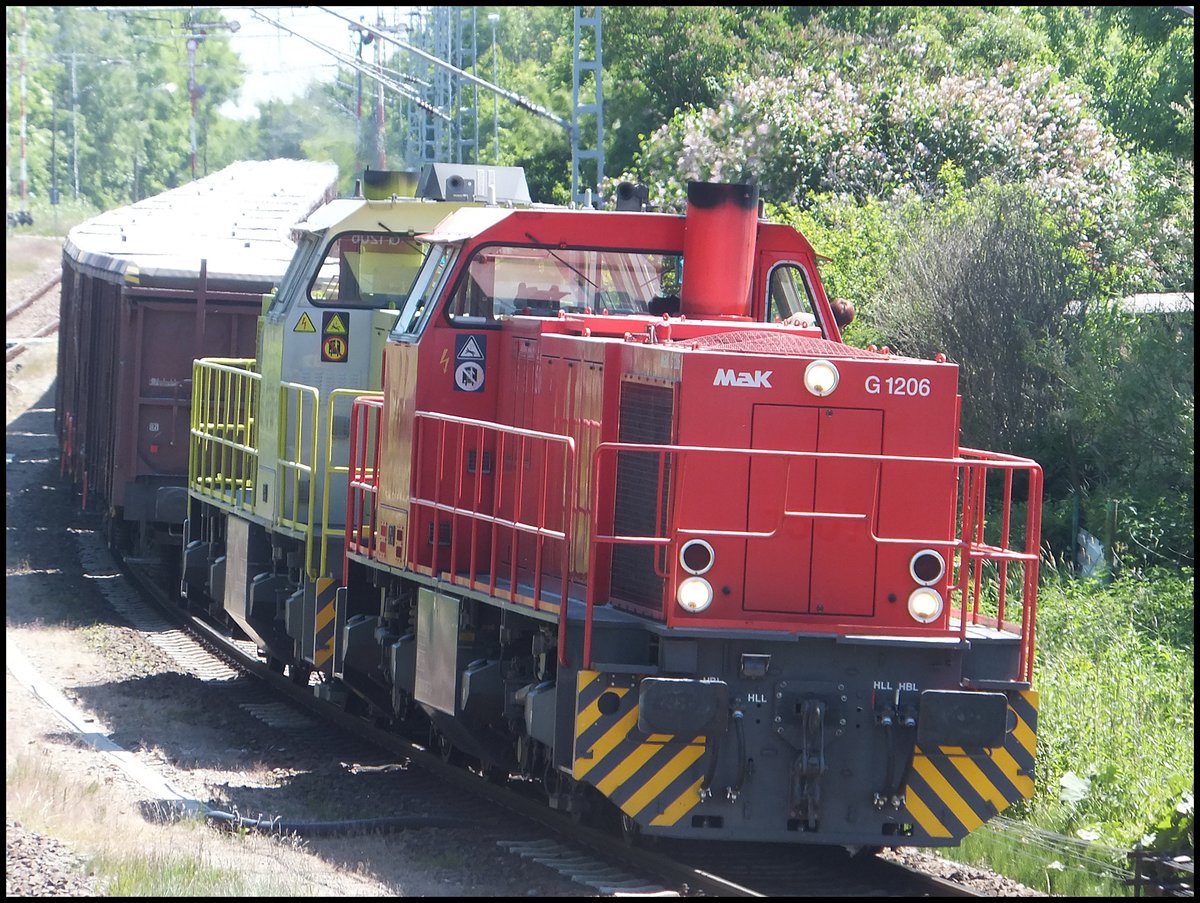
115 553 980 898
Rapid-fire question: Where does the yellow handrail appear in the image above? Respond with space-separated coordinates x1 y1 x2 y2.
188 358 259 515
276 380 320 579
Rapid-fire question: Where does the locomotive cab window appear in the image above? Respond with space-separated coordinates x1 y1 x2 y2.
767 263 821 332
445 250 505 326
445 244 677 325
308 231 426 309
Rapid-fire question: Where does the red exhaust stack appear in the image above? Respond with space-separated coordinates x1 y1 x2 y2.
680 181 760 319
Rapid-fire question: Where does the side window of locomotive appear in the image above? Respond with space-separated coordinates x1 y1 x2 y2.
446 245 672 321
447 246 580 321
308 232 424 309
268 232 322 315
597 251 679 314
767 264 820 331
392 245 458 339
446 253 501 325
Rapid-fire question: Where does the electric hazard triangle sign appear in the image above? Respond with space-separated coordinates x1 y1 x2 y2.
293 312 316 333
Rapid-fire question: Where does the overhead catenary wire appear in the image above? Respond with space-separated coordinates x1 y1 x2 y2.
315 5 573 136
248 8 451 122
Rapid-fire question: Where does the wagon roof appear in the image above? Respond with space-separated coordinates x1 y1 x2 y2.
63 159 338 285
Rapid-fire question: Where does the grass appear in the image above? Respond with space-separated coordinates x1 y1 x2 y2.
951 817 1131 897
94 850 289 896
5 234 63 279
4 749 342 896
935 565 1195 895
7 196 100 239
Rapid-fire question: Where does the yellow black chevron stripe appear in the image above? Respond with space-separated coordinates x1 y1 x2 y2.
313 577 337 673
904 689 1039 840
573 670 707 827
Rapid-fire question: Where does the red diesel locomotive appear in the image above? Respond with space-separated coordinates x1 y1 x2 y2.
191 179 1043 850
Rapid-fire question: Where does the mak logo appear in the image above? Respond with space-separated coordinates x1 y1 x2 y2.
713 368 773 388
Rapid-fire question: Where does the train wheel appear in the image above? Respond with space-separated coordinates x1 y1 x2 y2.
181 589 199 612
103 512 133 555
341 692 369 717
581 793 656 848
571 786 607 829
434 728 468 767
476 759 509 785
569 799 589 825
543 766 585 823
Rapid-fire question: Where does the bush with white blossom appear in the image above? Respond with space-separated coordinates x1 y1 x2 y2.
622 62 1151 281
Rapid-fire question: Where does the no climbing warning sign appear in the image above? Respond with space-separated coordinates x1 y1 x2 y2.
321 311 350 363
454 334 486 392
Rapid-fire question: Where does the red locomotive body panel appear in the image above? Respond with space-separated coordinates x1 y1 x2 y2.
366 197 1007 641
668 347 961 631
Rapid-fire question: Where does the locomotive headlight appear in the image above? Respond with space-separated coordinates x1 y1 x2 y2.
677 576 714 613
909 549 947 586
907 586 944 623
680 539 715 575
803 359 840 397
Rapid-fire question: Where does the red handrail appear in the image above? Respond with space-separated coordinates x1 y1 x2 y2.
340 406 1041 684
344 396 384 567
584 441 1042 677
410 412 577 666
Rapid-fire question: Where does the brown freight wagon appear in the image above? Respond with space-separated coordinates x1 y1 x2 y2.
56 159 339 556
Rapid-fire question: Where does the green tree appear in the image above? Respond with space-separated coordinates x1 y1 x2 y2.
600 6 746 178
1028 6 1194 158
1058 298 1195 569
6 6 244 209
873 184 1078 458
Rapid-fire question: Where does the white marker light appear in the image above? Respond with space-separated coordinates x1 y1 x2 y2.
907 586 944 623
804 359 840 397
676 576 714 613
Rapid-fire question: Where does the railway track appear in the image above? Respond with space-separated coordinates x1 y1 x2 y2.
6 270 61 363
114 553 980 897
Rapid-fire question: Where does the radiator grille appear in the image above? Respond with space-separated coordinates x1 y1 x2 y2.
684 330 885 358
611 382 674 608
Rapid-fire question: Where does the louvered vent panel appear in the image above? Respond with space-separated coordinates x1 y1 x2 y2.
610 382 674 608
